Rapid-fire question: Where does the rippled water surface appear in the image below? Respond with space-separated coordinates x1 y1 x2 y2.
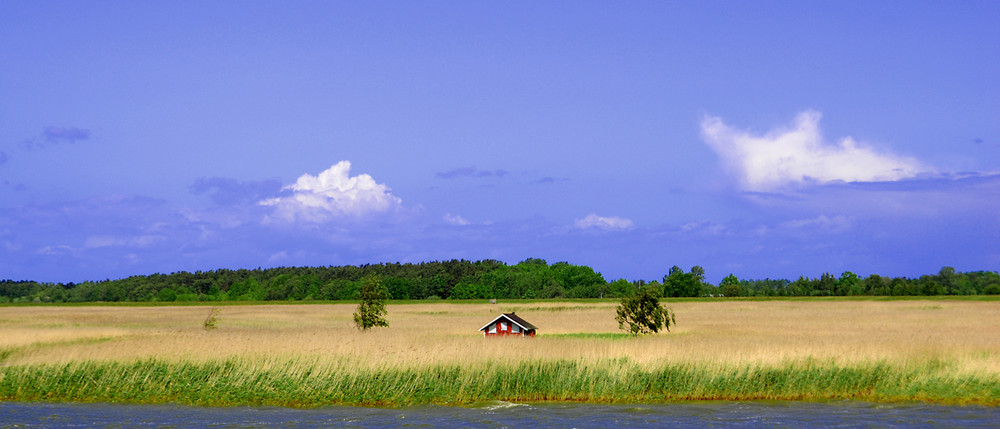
2 400 999 428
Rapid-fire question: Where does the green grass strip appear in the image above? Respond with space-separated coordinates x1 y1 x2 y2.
1 359 997 408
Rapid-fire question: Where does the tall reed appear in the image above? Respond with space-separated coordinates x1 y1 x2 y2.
1 358 996 407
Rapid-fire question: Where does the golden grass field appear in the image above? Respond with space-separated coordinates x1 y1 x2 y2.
3 299 999 377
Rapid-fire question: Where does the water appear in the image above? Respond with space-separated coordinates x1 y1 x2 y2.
2 400 998 428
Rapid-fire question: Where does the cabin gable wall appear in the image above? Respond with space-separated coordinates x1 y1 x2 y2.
481 314 537 337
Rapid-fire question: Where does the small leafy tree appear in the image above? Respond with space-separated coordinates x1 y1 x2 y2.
616 287 676 336
353 274 389 330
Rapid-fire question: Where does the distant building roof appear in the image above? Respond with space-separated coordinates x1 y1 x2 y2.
479 312 537 332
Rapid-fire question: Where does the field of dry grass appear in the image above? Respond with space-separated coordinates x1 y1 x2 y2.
3 300 998 377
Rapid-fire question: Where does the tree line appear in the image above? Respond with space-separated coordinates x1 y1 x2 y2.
1 259 998 303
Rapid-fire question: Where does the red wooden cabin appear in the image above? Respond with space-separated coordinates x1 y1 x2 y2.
480 312 537 337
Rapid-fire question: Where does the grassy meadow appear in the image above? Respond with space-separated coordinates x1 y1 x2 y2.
1 299 999 406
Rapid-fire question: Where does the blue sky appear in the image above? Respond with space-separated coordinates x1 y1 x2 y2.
2 1 998 284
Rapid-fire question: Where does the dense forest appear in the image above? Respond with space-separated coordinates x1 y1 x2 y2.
2 259 999 303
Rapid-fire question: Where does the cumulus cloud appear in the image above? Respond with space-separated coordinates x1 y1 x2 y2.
436 167 509 179
574 214 634 231
260 161 403 222
700 111 930 191
443 213 471 226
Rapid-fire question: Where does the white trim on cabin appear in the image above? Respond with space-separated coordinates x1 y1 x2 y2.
478 314 532 332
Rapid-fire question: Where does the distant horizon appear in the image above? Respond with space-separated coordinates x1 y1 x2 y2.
3 258 992 286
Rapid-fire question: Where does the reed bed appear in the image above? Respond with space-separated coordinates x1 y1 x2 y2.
2 358 996 407
1 300 998 406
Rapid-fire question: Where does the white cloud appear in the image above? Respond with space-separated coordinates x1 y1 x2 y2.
36 245 75 255
782 215 852 233
2 240 20 252
260 161 402 222
84 235 163 249
443 213 471 226
267 250 290 263
574 214 634 231
700 111 930 191
680 220 726 236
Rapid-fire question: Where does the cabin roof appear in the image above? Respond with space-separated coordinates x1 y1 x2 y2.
479 312 537 332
